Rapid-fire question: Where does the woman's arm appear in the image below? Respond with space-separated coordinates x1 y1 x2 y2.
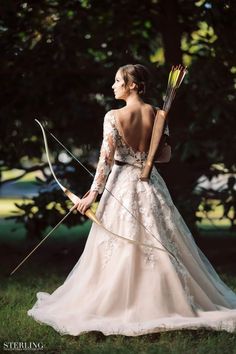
77 111 117 214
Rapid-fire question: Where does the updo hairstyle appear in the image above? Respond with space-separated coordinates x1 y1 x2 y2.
118 64 150 96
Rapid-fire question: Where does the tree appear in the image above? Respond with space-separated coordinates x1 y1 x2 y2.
1 0 235 238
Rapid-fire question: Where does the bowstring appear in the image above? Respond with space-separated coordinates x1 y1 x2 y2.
43 125 175 257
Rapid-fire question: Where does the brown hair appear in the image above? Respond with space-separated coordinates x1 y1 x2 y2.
118 64 150 96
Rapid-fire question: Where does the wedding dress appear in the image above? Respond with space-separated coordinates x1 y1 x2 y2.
28 110 236 336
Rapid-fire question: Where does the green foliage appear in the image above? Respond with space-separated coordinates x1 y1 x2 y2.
1 0 236 236
5 159 96 239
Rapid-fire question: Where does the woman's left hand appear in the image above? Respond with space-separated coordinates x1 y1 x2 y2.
76 190 98 215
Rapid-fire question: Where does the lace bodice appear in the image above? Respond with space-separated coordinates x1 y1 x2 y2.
90 110 169 194
28 113 236 338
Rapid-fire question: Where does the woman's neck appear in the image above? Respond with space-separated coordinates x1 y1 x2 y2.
125 93 144 106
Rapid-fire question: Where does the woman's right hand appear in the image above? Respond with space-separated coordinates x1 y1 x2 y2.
76 190 98 215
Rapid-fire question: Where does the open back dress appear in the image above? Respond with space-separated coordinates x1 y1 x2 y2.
28 110 236 336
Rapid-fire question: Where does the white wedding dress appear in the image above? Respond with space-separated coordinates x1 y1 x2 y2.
28 110 236 336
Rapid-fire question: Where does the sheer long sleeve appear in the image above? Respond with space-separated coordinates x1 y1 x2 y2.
90 111 118 194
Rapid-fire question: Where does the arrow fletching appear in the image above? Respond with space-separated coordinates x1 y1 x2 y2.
163 64 187 113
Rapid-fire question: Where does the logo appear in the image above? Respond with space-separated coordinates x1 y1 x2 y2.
3 342 44 351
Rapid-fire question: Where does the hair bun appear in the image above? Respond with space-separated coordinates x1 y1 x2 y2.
138 81 145 95
118 63 151 97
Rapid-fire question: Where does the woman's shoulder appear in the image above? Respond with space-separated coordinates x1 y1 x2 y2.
106 107 127 124
110 106 126 116
110 104 157 117
102 110 118 128
107 104 162 124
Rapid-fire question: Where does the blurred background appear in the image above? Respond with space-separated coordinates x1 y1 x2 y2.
1 0 236 274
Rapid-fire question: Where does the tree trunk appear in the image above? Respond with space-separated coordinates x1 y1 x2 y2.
160 0 182 66
157 0 200 236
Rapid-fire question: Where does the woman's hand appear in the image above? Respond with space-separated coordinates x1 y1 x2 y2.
76 190 98 215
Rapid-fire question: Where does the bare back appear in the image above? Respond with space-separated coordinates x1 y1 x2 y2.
114 104 157 153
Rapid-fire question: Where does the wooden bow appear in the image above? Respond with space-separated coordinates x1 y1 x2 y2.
35 120 178 258
9 120 178 276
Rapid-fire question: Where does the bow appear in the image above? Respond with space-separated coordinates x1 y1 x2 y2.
9 120 178 275
35 119 99 224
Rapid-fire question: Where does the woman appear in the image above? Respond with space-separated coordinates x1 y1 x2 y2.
28 64 236 335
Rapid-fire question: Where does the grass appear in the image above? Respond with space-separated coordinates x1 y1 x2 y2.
0 172 234 240
1 263 236 354
0 196 233 245
1 169 44 182
196 199 233 230
1 231 236 354
0 198 31 217
0 197 92 245
0 218 92 245
1 173 236 353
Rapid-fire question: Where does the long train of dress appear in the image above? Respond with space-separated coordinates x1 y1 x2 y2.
28 111 236 335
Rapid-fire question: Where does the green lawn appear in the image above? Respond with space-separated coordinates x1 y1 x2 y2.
1 264 236 354
0 195 233 245
0 198 29 217
1 169 44 182
0 172 233 242
1 175 236 353
0 217 91 245
0 197 92 245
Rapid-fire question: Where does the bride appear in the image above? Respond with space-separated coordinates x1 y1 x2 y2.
28 64 236 336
